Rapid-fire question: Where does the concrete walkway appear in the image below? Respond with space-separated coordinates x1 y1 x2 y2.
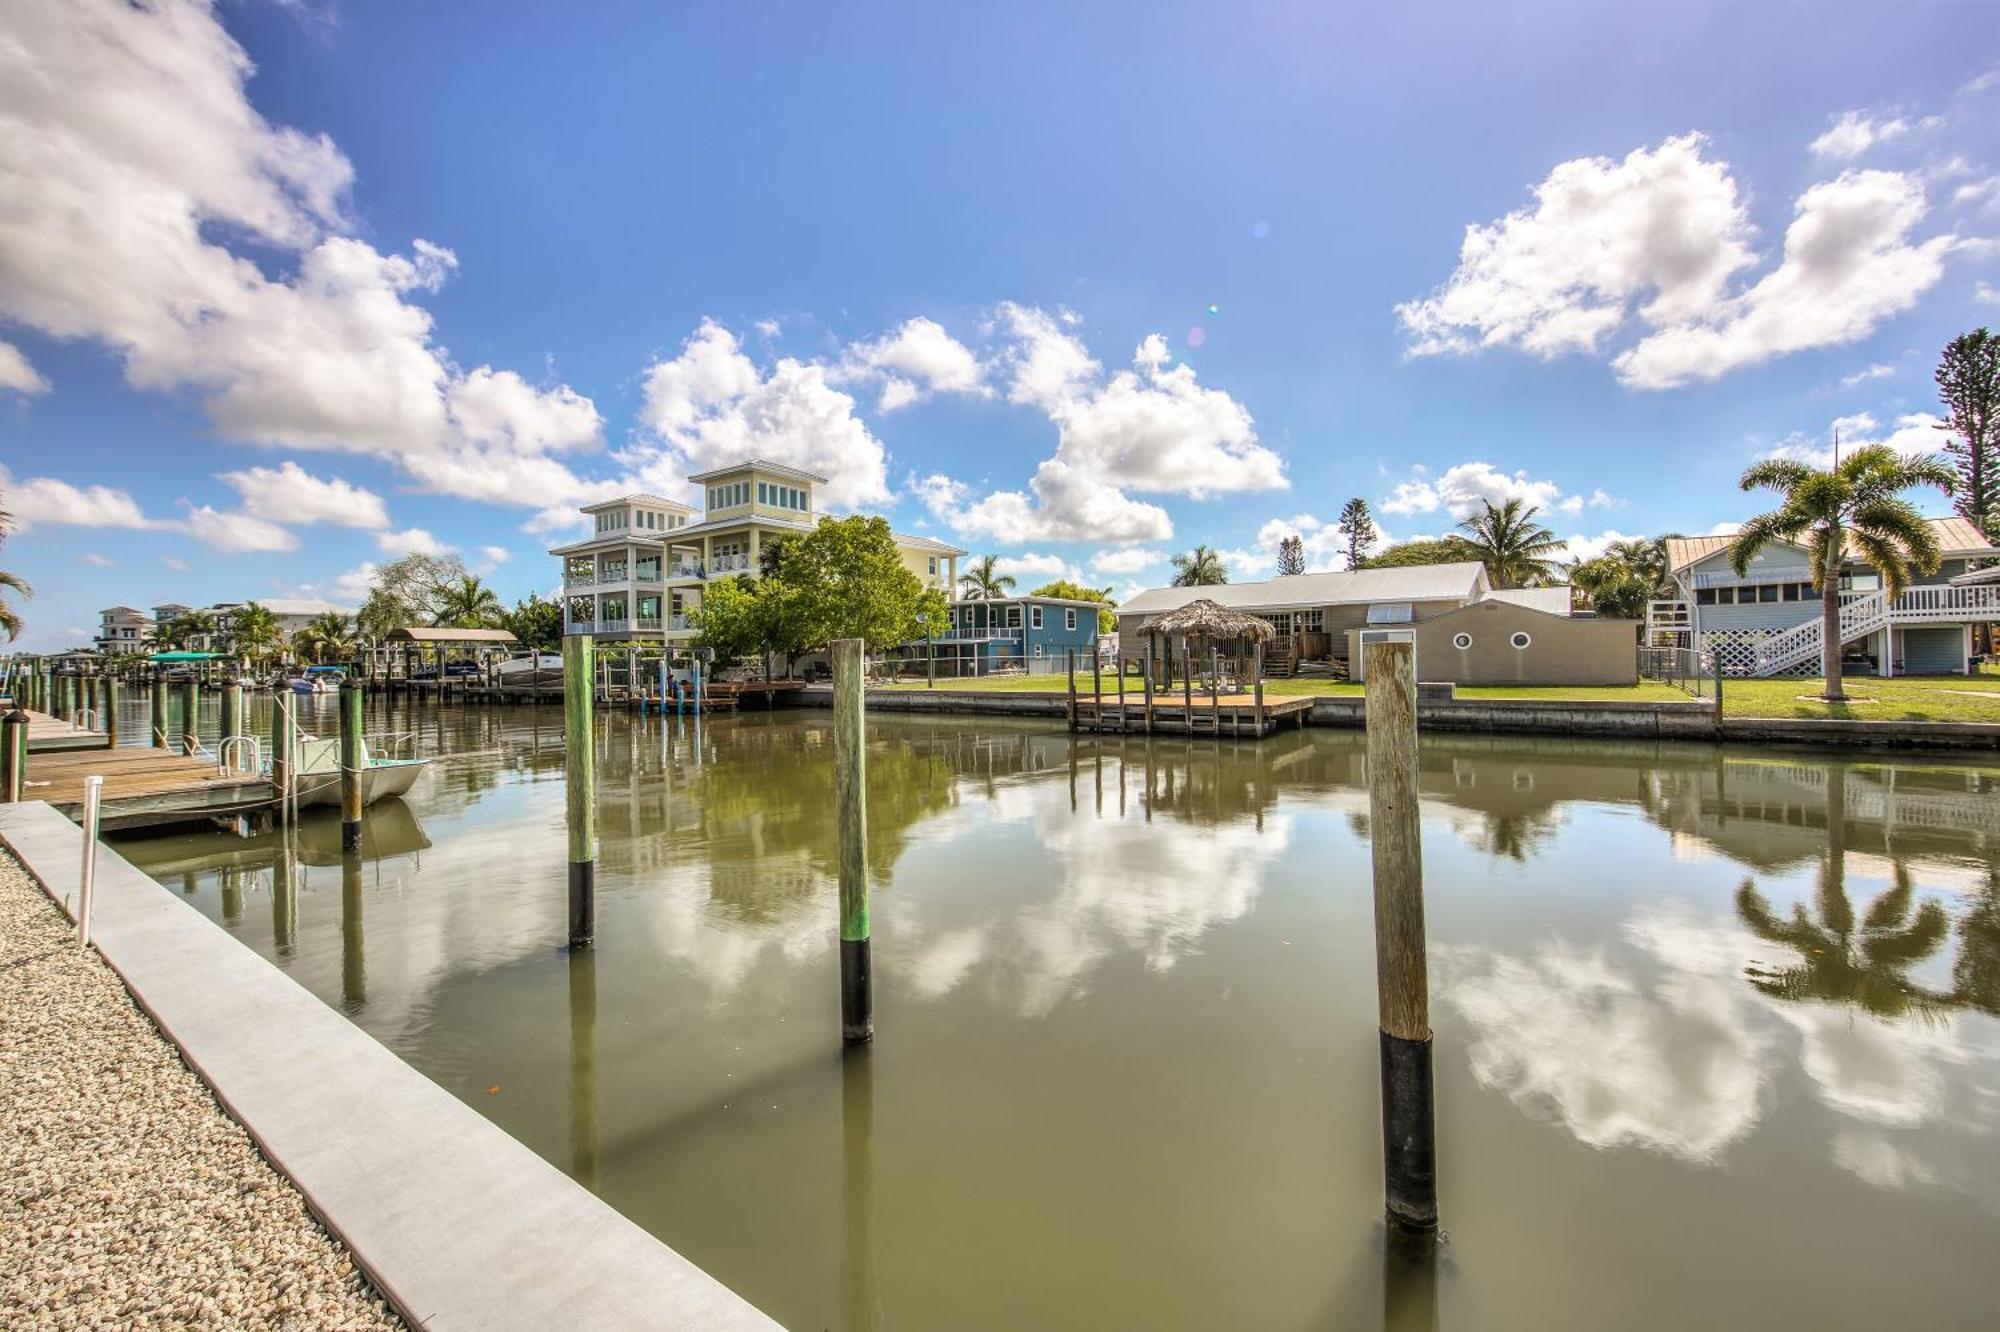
0 803 780 1331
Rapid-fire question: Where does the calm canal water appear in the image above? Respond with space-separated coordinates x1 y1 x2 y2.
114 695 2000 1330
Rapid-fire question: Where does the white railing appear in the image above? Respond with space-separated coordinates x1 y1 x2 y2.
567 571 598 587
1745 583 2000 676
598 618 631 633
708 556 751 576
667 615 691 631
566 620 596 634
669 564 705 580
635 617 662 632
1885 583 2000 620
1691 567 1812 590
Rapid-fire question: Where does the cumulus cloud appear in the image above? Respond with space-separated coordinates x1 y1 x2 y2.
0 466 160 530
0 341 49 396
1809 110 1911 159
480 545 511 565
376 527 446 557
0 0 606 509
1761 410 1950 467
838 316 987 412
629 319 889 510
1840 361 1897 388
1089 547 1166 576
181 504 297 553
79 552 113 568
1380 462 1612 520
918 305 1283 543
217 461 388 528
992 551 1083 584
1560 529 1647 562
1399 134 1958 389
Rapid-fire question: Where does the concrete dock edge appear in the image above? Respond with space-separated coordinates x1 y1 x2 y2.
0 802 781 1332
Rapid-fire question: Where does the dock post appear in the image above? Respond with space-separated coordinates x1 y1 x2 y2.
1182 643 1193 715
1253 643 1265 734
103 678 120 746
220 681 242 755
1363 639 1437 1232
338 678 364 852
1143 636 1155 734
270 691 292 811
1066 649 1077 733
180 678 200 757
2 708 25 802
1115 644 1125 730
563 634 596 947
1092 646 1103 735
77 775 103 948
151 677 169 749
832 637 872 1043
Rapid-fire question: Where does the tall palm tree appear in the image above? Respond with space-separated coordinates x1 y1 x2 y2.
958 555 1016 601
433 574 503 629
1169 545 1229 587
1456 498 1565 589
159 609 217 651
293 612 355 665
0 500 29 642
229 602 281 669
1729 444 1956 701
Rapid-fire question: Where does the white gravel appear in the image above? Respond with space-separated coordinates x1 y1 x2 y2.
0 850 406 1330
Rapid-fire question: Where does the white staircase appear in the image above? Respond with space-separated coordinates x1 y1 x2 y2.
1742 585 2000 677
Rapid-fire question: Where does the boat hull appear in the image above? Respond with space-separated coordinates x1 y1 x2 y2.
291 759 428 809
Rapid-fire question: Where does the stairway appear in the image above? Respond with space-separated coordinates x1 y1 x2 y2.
1744 584 2000 676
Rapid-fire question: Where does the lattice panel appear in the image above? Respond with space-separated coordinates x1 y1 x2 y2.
1698 631 1816 678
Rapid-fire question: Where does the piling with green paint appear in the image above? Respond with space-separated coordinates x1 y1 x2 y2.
180 679 200 757
833 637 872 1043
103 678 121 746
339 678 365 851
563 634 596 947
270 692 292 805
151 677 170 749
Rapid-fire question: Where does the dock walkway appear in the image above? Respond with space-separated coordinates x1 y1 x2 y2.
18 743 274 830
1072 690 1314 738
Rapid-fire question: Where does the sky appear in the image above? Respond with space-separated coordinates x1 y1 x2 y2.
2 0 1998 651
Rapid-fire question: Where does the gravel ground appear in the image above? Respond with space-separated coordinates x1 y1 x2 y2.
0 850 406 1330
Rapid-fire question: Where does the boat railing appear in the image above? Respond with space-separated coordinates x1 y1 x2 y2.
369 730 419 759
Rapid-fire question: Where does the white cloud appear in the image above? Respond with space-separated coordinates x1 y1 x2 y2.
1561 528 1646 562
1978 281 1999 305
523 504 590 539
181 504 297 553
1400 134 1958 389
629 319 889 510
0 0 606 509
1962 64 2000 95
992 552 1083 585
159 555 190 573
79 552 113 567
838 316 987 412
0 340 49 396
217 460 388 528
1840 361 1897 388
921 304 1283 544
0 466 160 530
480 545 511 565
1088 547 1165 576
1380 462 1609 521
376 527 446 557
1761 410 1949 467
1809 111 1910 160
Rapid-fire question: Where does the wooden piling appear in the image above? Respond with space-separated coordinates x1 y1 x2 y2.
151 677 169 749
832 637 872 1043
1091 646 1103 735
179 679 200 757
1363 639 1436 1231
1066 649 1077 733
103 679 120 746
270 692 292 805
220 681 242 754
1253 643 1265 735
563 635 596 947
2 709 26 802
1142 636 1155 734
338 678 364 852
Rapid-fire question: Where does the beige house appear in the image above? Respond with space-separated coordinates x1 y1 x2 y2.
1347 599 1638 686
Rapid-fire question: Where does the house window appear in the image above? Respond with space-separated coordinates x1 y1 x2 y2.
1007 606 1022 628
1298 609 1325 633
1697 588 1717 605
1367 602 1414 624
1034 644 1044 658
1510 631 1532 650
1065 609 1077 631
1452 632 1473 650
1031 606 1044 629
1757 584 1779 603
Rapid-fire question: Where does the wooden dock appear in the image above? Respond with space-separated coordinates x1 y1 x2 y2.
1072 692 1315 737
20 708 114 754
17 745 275 830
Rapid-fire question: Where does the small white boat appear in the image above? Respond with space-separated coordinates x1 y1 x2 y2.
283 735 429 809
290 666 346 695
495 652 563 686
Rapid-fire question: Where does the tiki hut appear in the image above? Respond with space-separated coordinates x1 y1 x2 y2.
1146 598 1275 686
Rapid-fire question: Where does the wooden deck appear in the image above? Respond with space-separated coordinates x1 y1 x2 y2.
19 708 115 754
1071 691 1315 738
17 744 275 830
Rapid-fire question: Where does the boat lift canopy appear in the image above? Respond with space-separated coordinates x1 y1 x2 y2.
148 650 229 661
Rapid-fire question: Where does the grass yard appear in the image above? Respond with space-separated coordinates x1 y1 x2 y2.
877 672 1686 704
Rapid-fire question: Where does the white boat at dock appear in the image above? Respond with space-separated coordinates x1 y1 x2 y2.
283 734 429 809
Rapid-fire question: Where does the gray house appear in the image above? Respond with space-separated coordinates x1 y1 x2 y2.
1649 517 2000 676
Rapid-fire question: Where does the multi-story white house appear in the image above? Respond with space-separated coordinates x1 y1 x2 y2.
95 606 154 655
1649 517 2000 676
548 459 964 646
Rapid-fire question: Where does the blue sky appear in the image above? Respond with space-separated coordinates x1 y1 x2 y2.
2 0 1998 650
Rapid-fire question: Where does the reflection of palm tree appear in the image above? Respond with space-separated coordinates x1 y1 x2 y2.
1474 810 1562 862
1951 867 2000 1016
1736 862 1952 1019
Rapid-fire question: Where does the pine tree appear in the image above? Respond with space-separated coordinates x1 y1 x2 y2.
1336 497 1377 570
1275 534 1306 576
1936 328 2000 540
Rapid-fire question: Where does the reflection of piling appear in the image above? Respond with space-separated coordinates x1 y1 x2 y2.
840 1046 881 1331
339 679 365 851
341 851 365 1006
563 635 596 947
833 637 872 1043
1364 639 1437 1232
179 678 200 757
152 677 170 749
271 848 297 955
2 709 26 802
1381 1223 1439 1332
568 948 600 1190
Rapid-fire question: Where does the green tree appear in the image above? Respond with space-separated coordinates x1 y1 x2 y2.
1170 544 1228 586
1030 579 1119 633
1568 554 1651 619
1360 535 1481 570
0 499 29 642
360 552 473 635
1457 498 1565 588
292 612 355 665
959 554 1016 600
497 594 562 651
1336 497 1377 571
1275 534 1307 576
690 576 771 661
1729 444 1955 701
432 574 504 629
157 609 217 651
228 602 281 668
695 516 946 662
1935 328 2000 539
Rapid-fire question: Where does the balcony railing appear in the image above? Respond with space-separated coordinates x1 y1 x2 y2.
566 571 598 586
668 615 691 631
634 616 662 632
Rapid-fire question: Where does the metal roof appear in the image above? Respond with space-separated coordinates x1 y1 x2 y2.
1118 563 1489 617
579 493 695 513
685 458 831 485
1666 516 1999 572
1480 585 1574 615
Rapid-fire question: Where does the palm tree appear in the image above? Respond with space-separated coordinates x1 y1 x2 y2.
159 609 217 651
1729 444 1956 701
432 574 503 629
293 612 355 665
958 555 1016 601
1456 498 1565 589
0 499 29 643
229 602 281 669
1169 545 1229 587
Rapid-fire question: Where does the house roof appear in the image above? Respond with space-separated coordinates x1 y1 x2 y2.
383 627 520 644
1480 585 1574 615
548 517 965 557
686 458 830 485
1666 516 1997 572
1118 563 1489 618
1421 598 1640 629
580 493 695 514
257 598 356 618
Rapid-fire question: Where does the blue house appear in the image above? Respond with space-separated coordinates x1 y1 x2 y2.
893 596 1105 676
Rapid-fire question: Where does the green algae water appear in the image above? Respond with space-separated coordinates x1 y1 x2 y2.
119 697 2000 1330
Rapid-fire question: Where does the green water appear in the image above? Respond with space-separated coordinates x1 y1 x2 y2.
117 696 2000 1330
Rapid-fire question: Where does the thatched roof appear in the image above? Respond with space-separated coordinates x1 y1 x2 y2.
1148 598 1276 643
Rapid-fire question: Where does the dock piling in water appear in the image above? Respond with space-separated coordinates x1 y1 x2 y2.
339 678 364 851
563 634 596 948
220 681 242 753
151 677 169 749
270 692 292 811
179 679 199 757
103 678 120 746
833 637 872 1043
1363 639 1437 1232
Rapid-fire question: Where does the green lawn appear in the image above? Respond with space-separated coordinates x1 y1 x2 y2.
879 670 2000 722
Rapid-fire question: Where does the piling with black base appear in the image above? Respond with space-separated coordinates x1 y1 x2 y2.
833 637 872 1043
338 678 364 852
563 634 596 948
103 679 120 746
1364 639 1438 1232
